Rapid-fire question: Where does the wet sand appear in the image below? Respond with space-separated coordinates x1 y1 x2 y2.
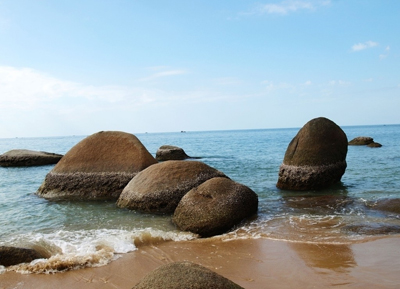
1 236 400 289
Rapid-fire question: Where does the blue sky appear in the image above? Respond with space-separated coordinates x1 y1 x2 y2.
0 0 399 138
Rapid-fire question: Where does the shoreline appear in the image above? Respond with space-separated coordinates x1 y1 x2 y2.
1 236 400 289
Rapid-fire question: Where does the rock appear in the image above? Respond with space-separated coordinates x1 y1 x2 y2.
367 142 382 148
133 261 244 289
276 117 348 191
348 136 374 145
36 131 157 201
117 161 228 214
342 224 400 235
367 198 400 214
0 149 63 167
0 246 44 266
156 145 191 161
173 177 258 237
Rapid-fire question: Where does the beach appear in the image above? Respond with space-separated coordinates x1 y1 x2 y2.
1 236 400 289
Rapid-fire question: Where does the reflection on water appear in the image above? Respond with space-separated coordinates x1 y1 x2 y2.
290 242 356 273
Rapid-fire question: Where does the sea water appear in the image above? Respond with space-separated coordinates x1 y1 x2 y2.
0 125 399 273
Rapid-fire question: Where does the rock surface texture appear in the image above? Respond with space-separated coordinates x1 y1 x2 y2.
0 149 63 167
349 136 382 147
276 117 348 191
0 246 44 266
173 177 258 237
117 160 227 214
133 261 244 289
36 131 157 200
155 145 191 161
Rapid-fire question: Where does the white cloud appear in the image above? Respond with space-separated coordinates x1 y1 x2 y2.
351 41 379 52
379 46 391 59
254 0 330 15
138 69 187 82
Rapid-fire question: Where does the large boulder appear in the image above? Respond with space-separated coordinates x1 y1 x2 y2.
156 145 191 161
173 177 258 237
0 149 63 167
133 261 244 289
0 246 44 266
276 117 348 191
117 161 227 214
367 198 400 214
36 131 157 201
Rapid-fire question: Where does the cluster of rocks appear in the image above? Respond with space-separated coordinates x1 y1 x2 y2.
348 136 382 147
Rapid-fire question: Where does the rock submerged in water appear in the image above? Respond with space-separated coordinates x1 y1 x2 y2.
156 145 191 161
0 149 63 167
0 246 45 266
36 131 157 201
117 160 228 214
133 261 244 289
348 136 382 147
276 117 348 191
173 177 258 237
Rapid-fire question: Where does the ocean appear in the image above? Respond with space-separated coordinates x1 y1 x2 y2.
1 124 399 274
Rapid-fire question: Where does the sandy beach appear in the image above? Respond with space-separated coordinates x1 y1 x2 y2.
1 236 400 289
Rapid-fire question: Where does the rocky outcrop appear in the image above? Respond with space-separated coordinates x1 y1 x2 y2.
173 177 258 237
117 161 227 214
0 246 44 266
367 198 400 214
0 149 63 167
156 145 191 161
276 117 348 191
36 131 157 201
133 261 244 289
349 136 382 147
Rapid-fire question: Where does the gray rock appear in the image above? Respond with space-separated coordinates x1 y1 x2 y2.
117 161 228 214
133 261 244 289
0 149 63 167
36 131 157 201
173 177 258 237
276 117 348 191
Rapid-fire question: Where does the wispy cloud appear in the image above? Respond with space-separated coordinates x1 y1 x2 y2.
248 0 331 16
138 69 187 82
379 46 390 59
351 41 379 52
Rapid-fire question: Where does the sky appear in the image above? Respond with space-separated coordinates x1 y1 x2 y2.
0 0 399 138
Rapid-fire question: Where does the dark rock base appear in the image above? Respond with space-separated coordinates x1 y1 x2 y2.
36 172 136 200
0 246 44 267
276 161 347 191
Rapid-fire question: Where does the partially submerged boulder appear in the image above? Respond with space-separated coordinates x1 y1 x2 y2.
117 161 228 214
36 131 157 201
156 145 191 161
173 177 258 237
367 198 400 214
0 246 44 266
276 117 348 191
133 261 244 289
0 149 63 167
349 136 382 147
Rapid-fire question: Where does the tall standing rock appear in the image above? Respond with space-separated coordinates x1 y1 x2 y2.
37 131 157 200
276 117 348 191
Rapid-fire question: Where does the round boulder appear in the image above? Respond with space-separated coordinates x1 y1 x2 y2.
0 149 63 167
36 131 157 201
117 161 228 214
276 117 348 191
348 136 374 145
0 246 44 266
173 177 258 237
133 261 244 289
156 145 190 161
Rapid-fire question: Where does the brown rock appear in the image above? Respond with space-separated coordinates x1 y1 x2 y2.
173 177 258 237
117 161 228 214
0 246 44 266
156 145 190 161
367 198 400 214
348 136 374 145
0 149 63 167
133 261 244 289
367 142 382 148
276 117 348 191
36 131 157 201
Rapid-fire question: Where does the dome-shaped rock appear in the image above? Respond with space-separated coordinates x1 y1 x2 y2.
0 246 45 266
276 117 348 191
37 131 157 200
348 136 374 145
117 161 227 214
156 145 191 161
0 149 63 167
173 177 258 237
133 261 244 289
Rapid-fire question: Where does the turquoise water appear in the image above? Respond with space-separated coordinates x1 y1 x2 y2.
0 125 399 273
